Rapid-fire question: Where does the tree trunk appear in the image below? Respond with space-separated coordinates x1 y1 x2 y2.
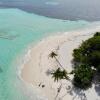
54 56 65 70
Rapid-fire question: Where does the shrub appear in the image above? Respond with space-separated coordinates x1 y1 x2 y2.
72 32 100 89
94 32 100 36
73 64 94 90
73 32 100 68
97 65 100 72
89 51 100 67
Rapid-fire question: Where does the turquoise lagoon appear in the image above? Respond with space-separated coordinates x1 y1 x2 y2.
0 8 93 100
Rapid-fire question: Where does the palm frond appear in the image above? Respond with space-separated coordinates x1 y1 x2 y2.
49 51 58 58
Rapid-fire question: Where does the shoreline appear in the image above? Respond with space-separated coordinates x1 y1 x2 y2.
20 27 100 100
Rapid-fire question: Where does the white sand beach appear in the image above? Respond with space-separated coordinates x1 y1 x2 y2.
21 28 100 100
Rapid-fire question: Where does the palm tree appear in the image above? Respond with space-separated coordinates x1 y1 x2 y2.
52 68 69 82
52 68 61 82
49 51 58 58
49 51 70 82
62 69 69 80
49 51 64 69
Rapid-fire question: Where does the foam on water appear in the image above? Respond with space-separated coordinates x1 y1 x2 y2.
0 8 99 100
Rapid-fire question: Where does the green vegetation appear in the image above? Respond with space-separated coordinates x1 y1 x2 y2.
49 51 69 82
73 64 94 89
49 51 64 69
49 51 58 58
52 68 69 82
72 32 100 89
50 32 100 90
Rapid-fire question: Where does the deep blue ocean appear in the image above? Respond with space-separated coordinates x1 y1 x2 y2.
0 0 100 21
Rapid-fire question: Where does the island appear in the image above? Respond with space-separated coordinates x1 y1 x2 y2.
21 31 100 100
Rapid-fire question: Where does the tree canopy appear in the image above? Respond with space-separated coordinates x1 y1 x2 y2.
72 32 100 89
52 68 69 82
73 64 94 89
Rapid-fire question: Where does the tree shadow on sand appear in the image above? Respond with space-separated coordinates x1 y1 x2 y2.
93 73 100 96
63 59 87 100
66 85 87 100
45 69 54 76
70 59 100 100
95 84 100 96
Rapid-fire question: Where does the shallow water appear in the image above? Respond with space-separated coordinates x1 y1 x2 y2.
0 8 93 100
